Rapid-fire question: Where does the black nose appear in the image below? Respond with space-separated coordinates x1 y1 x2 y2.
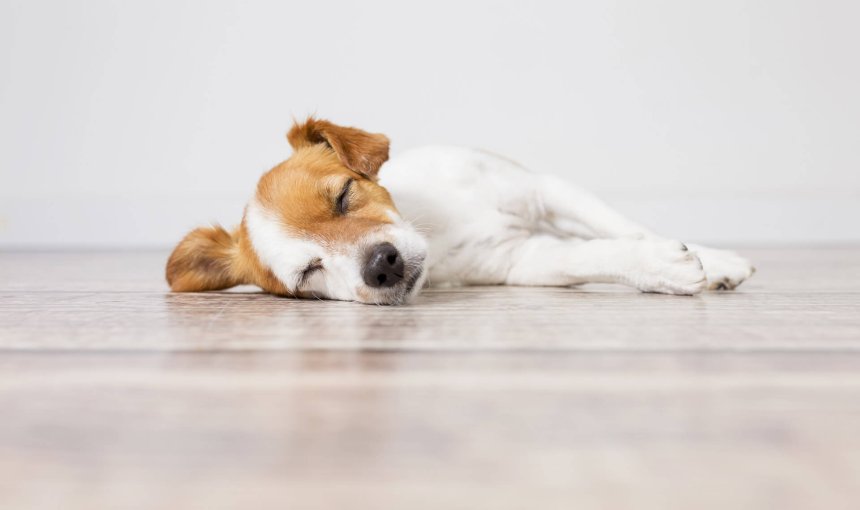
363 242 405 288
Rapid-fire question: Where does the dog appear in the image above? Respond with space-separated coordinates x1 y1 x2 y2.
166 117 754 305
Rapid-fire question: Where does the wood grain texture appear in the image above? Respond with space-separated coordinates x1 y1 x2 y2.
1 248 859 351
0 248 859 509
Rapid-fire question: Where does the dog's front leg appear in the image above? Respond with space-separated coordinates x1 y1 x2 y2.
505 236 707 295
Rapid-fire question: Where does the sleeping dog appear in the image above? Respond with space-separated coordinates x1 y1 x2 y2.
166 117 754 305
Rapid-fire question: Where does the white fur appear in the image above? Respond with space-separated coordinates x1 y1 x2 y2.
380 146 754 295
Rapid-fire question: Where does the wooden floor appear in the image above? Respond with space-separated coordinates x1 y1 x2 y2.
1 248 859 509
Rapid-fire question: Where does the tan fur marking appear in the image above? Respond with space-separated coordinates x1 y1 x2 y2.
256 145 398 247
287 117 390 179
165 226 242 292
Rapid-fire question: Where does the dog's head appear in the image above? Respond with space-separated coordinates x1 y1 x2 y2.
166 118 427 305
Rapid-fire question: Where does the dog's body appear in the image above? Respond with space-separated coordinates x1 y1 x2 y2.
167 118 754 304
383 145 753 293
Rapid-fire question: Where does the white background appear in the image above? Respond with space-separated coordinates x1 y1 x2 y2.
1 0 858 247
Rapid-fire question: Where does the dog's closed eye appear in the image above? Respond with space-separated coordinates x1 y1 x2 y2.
298 258 323 287
335 178 353 215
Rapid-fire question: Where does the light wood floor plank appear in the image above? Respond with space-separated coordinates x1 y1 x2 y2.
0 248 859 509
1 248 859 351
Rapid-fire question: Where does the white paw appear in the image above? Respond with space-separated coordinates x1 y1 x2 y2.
687 245 755 291
627 240 707 295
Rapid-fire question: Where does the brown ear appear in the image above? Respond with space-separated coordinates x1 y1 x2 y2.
166 226 244 292
287 117 390 179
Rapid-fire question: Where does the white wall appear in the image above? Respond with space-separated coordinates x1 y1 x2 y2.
1 0 858 248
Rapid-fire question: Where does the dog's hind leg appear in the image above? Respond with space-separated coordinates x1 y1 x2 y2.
535 174 655 240
504 235 706 295
533 175 755 290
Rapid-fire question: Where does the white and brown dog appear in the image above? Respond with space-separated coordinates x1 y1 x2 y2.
167 117 754 305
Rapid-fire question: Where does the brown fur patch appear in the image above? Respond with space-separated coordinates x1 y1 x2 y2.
256 144 398 248
166 226 242 292
287 117 390 179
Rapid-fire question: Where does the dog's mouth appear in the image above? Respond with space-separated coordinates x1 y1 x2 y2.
401 266 424 297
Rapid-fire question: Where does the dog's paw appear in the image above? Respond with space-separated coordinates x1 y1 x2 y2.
687 245 755 291
626 240 707 295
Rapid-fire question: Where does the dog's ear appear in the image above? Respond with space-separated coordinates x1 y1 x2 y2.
166 226 245 292
287 117 390 179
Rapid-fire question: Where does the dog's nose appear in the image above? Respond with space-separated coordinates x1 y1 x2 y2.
363 242 405 288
